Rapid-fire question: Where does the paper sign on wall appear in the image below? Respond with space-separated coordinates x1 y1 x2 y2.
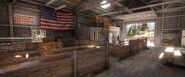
14 14 36 25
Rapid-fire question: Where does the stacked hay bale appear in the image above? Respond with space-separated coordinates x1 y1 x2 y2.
37 42 64 61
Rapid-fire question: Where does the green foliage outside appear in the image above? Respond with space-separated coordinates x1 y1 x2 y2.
140 23 148 31
127 23 148 36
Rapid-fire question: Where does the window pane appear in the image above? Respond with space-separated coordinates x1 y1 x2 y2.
0 5 9 24
0 26 10 37
13 27 31 37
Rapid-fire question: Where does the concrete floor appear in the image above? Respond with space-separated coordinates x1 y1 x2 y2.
95 47 185 77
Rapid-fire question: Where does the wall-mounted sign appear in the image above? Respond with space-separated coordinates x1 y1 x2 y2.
14 14 36 25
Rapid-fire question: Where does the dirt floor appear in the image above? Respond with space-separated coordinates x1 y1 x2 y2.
95 47 185 77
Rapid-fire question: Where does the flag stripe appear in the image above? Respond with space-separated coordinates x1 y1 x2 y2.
41 19 74 24
41 26 73 30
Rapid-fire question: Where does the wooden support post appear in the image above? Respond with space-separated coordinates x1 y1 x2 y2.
105 29 109 68
8 4 14 42
73 50 78 77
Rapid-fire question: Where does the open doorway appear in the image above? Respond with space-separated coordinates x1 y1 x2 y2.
126 21 155 47
109 26 120 45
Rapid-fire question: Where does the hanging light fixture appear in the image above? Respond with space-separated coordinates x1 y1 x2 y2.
100 0 111 9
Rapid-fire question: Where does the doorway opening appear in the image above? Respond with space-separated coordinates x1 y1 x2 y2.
126 21 155 47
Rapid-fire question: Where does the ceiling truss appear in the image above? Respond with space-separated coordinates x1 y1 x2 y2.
19 0 185 16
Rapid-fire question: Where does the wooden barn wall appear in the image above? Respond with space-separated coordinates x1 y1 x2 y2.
155 19 162 46
156 9 185 46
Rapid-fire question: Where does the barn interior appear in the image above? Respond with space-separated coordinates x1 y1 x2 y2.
0 0 185 77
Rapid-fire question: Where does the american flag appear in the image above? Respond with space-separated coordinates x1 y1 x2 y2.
40 6 74 30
